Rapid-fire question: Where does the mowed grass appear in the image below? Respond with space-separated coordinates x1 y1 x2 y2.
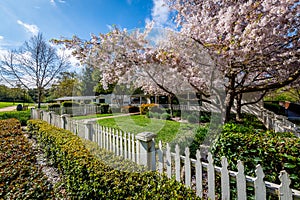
72 113 114 120
0 102 15 109
97 115 198 144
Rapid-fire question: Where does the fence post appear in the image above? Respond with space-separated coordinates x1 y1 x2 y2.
136 132 157 171
84 121 94 141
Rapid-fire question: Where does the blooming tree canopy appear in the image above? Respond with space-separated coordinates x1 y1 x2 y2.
166 0 300 121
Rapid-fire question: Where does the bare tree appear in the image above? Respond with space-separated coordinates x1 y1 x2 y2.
0 33 70 108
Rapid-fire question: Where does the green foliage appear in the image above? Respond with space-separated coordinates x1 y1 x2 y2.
0 102 15 109
61 101 80 107
48 103 61 109
187 115 199 123
161 113 171 120
0 119 55 199
140 103 158 115
121 105 140 113
98 103 110 114
0 110 31 126
27 120 199 199
263 102 286 115
211 123 300 190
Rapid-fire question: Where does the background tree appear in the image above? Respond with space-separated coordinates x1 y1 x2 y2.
0 33 70 108
48 71 81 101
80 65 98 96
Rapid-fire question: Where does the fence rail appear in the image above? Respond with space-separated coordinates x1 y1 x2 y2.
31 109 300 199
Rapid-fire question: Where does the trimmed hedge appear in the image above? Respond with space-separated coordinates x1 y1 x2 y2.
0 119 55 199
140 103 158 115
0 110 31 126
27 120 200 199
211 123 300 190
61 101 80 107
121 105 140 113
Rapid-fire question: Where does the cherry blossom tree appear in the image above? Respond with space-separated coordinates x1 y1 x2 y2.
165 0 300 121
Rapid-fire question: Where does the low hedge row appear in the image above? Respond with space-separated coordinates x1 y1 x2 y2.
27 120 200 199
211 123 300 190
0 110 31 126
0 119 55 199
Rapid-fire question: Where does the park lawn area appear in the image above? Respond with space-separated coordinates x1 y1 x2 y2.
72 113 114 120
97 115 198 144
0 102 16 109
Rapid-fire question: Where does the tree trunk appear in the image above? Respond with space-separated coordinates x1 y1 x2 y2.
37 89 42 109
235 93 243 122
224 90 235 123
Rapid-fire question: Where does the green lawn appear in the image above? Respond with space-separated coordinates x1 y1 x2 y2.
0 102 16 109
97 115 199 144
72 113 114 120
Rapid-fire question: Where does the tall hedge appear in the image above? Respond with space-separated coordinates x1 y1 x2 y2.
211 123 300 190
27 120 200 199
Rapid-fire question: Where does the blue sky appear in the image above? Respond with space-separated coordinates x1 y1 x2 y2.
0 0 170 54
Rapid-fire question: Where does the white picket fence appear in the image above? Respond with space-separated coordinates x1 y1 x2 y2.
31 109 300 199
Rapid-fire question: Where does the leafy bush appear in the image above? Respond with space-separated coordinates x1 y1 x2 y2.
140 103 158 115
211 123 300 190
0 110 31 126
0 119 55 199
48 103 60 109
61 101 80 107
121 105 140 113
99 103 110 114
27 120 199 199
110 107 121 113
187 115 199 123
160 113 171 120
16 104 23 111
263 102 286 115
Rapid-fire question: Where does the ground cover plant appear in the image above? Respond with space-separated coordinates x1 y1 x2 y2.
0 110 31 126
27 119 200 199
0 119 55 199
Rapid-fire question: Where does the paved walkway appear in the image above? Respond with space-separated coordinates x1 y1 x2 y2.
0 106 16 112
78 112 140 123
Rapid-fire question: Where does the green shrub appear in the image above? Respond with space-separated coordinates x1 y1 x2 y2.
140 103 158 115
121 105 140 113
0 119 55 199
211 123 300 190
61 101 80 107
99 103 110 114
187 115 199 123
0 110 31 126
27 120 199 199
48 103 60 109
160 113 171 120
172 110 181 117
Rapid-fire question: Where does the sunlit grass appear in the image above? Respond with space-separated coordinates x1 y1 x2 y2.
97 115 198 144
0 102 16 109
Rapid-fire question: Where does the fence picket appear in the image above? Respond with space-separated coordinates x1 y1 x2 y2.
175 145 181 182
158 141 163 173
236 160 247 200
255 165 266 200
116 130 119 156
221 156 230 200
166 143 172 178
112 128 116 154
131 134 135 162
124 132 128 159
196 150 202 198
120 130 123 157
185 147 191 188
208 152 215 200
279 170 293 200
127 133 131 160
136 139 139 165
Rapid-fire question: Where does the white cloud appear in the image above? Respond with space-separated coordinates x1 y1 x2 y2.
17 20 39 35
0 36 4 40
50 0 66 6
151 0 170 26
